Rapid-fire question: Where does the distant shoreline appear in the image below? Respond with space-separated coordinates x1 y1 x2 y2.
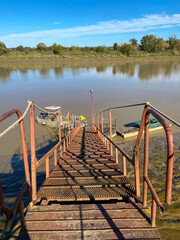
0 55 180 65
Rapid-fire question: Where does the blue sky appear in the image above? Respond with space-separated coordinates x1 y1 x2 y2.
0 0 180 47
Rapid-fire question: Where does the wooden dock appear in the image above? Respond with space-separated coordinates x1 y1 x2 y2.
22 127 161 239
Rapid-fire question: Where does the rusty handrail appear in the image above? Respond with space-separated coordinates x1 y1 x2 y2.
0 108 32 203
134 104 174 205
93 102 174 227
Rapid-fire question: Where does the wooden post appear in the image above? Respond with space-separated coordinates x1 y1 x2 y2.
109 109 113 155
72 114 74 130
143 113 149 207
30 102 36 202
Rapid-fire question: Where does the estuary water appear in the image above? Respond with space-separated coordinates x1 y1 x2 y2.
0 59 180 239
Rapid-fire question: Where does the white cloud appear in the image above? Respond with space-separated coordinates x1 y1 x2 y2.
54 22 61 25
1 14 180 47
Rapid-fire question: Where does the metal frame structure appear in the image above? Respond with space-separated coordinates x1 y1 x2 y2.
0 101 81 229
93 102 174 226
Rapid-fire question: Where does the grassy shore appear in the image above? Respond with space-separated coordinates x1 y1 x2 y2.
0 49 180 64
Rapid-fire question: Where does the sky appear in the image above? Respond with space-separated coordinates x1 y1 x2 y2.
0 0 180 47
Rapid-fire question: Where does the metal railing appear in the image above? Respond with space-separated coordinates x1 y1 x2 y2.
0 101 81 229
92 102 175 226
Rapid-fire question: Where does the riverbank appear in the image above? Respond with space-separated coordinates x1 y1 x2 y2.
0 50 180 65
0 55 180 65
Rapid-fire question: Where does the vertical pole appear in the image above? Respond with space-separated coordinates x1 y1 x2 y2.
123 156 127 176
90 90 93 126
18 199 26 230
46 157 49 179
72 114 74 130
30 102 36 202
58 110 62 158
109 109 113 155
134 152 141 197
63 138 66 152
151 197 156 227
97 113 99 136
17 111 31 202
75 115 76 128
101 112 104 133
0 179 6 215
115 148 118 164
143 113 149 207
68 112 70 135
54 149 57 166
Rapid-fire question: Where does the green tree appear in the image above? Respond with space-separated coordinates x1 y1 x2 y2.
113 43 118 50
36 42 47 51
16 45 25 51
140 35 166 53
168 35 178 49
96 46 105 53
119 44 132 56
70 45 77 51
129 38 138 46
52 43 62 55
0 41 7 55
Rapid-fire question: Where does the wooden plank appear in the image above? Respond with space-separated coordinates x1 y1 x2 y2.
21 229 161 240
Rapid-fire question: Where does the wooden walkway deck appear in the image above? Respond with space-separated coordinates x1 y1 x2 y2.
23 127 161 239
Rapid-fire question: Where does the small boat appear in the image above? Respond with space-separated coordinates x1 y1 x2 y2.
116 118 164 139
36 106 87 128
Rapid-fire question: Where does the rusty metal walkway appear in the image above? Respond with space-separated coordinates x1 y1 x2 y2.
23 127 161 239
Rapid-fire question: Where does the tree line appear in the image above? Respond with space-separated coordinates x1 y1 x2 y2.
0 34 179 56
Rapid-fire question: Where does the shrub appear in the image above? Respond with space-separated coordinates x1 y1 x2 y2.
0 41 7 55
113 43 118 50
16 45 25 51
96 46 105 53
70 45 77 51
129 38 138 46
119 44 132 56
52 43 62 55
168 35 178 49
36 42 47 51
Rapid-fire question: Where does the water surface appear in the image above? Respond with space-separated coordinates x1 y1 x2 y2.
0 60 180 239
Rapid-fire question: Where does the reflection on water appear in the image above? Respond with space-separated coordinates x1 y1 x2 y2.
1 60 180 82
0 59 180 239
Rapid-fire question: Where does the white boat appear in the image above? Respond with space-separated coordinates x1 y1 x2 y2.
36 106 87 128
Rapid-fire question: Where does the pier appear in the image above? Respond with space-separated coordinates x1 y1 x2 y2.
0 101 176 239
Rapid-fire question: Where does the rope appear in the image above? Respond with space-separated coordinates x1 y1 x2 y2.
150 104 180 127
0 101 32 138
34 103 60 114
101 102 146 113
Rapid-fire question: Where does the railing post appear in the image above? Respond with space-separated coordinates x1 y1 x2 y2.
46 157 49 179
72 114 74 130
122 155 127 176
109 109 113 155
97 113 99 135
18 199 26 230
54 149 57 166
30 102 37 202
143 113 149 207
101 112 104 133
151 197 156 227
58 110 62 158
115 148 118 164
75 115 76 128
134 151 141 197
68 112 70 135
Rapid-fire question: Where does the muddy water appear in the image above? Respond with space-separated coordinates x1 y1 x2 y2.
0 60 180 239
